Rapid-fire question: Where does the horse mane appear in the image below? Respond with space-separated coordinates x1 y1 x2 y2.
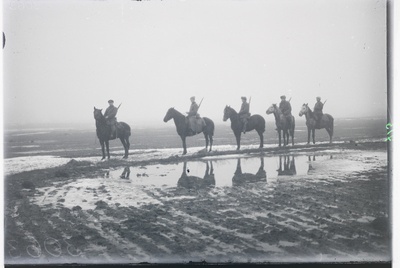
226 106 237 114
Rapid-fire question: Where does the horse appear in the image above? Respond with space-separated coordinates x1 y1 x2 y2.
223 106 265 150
163 108 214 155
299 103 334 144
93 107 131 160
266 104 295 147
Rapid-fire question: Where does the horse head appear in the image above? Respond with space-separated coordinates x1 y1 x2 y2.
299 103 308 117
266 104 277 115
163 107 175 122
223 105 233 122
93 107 104 121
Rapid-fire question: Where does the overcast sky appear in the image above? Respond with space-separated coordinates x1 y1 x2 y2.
3 0 387 129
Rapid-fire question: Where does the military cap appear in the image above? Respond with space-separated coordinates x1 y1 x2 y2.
241 96 247 100
108 99 114 104
316 96 321 100
190 96 195 101
280 95 286 99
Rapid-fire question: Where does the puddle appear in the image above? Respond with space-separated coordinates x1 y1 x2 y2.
31 154 345 210
30 151 387 212
109 154 334 188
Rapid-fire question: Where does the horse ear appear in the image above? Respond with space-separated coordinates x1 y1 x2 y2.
94 106 96 110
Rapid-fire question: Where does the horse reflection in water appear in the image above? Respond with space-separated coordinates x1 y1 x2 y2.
307 155 316 173
277 156 297 176
232 158 266 186
177 161 215 190
119 166 131 179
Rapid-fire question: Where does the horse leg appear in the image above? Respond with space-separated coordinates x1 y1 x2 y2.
100 140 106 160
278 130 282 147
307 128 311 145
235 133 241 150
105 140 110 159
209 135 213 152
291 129 294 146
181 136 187 155
282 129 287 147
258 131 264 148
326 127 333 144
120 138 128 159
125 137 130 157
286 130 290 146
204 133 209 151
312 129 316 144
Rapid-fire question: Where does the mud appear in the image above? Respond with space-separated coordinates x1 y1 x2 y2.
4 141 390 264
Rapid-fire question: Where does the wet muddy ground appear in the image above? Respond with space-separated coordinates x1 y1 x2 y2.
4 142 390 264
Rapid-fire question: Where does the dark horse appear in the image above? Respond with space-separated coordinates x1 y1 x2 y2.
93 107 131 160
223 106 265 150
299 103 334 144
163 108 214 155
266 104 295 147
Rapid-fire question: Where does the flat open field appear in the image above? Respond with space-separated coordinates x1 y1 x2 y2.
4 136 390 264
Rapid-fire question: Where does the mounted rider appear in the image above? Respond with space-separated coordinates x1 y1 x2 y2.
279 95 292 125
239 96 251 134
313 96 324 127
104 99 118 139
186 96 205 134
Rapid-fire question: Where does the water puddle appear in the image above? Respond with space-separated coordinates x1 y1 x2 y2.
108 154 334 188
32 154 341 210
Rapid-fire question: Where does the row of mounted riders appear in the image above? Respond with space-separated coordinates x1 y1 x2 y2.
93 97 334 159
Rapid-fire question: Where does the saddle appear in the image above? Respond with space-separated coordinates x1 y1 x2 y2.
108 121 122 139
187 115 206 135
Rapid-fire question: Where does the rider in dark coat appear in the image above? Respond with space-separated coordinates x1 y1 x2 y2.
187 96 199 117
104 99 118 139
239 96 250 133
313 96 324 126
186 96 200 133
279 95 292 125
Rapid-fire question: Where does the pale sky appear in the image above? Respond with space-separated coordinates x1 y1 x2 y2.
3 0 387 128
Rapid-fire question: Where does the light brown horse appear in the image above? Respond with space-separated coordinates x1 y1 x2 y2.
266 104 295 147
299 103 334 144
